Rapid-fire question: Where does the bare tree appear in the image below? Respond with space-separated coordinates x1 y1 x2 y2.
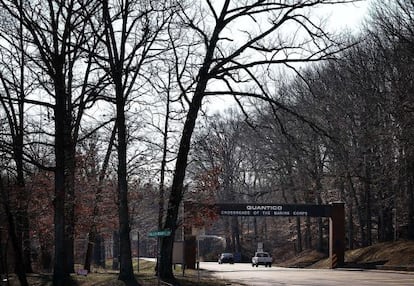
0 0 104 284
98 0 170 283
190 112 247 253
0 1 33 279
83 125 116 272
273 0 414 247
159 0 357 281
367 0 414 240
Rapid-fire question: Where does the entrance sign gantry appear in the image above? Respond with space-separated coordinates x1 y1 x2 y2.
216 202 345 269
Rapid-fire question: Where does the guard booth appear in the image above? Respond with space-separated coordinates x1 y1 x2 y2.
184 202 345 269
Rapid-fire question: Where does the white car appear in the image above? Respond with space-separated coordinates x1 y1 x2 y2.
251 252 273 267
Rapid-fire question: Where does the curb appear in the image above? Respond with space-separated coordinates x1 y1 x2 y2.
376 265 414 272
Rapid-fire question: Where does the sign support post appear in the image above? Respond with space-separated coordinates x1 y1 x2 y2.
329 203 345 268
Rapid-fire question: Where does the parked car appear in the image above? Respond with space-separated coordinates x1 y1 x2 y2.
251 251 272 267
218 253 234 264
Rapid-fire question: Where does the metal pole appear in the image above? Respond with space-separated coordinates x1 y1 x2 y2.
137 231 139 272
197 238 200 282
157 237 160 286
182 203 185 240
393 208 397 241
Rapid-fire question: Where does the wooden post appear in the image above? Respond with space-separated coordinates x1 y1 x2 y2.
329 202 345 268
184 236 196 269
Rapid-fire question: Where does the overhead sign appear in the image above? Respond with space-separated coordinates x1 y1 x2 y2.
184 201 345 269
148 229 171 237
217 203 332 217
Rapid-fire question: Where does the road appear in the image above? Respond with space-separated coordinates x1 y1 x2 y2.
199 262 414 286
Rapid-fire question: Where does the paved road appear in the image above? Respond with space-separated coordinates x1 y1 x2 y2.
199 262 414 285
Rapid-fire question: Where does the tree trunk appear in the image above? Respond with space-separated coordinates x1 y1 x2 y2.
112 231 119 270
158 93 170 229
0 179 29 286
363 174 372 246
16 3 32 273
407 156 414 239
231 217 241 253
160 98 203 279
305 217 312 249
347 172 365 246
296 217 302 253
65 146 76 273
159 90 205 281
315 180 324 252
348 201 354 249
53 70 70 286
116 93 137 284
253 217 258 247
40 244 52 272
14 183 32 273
84 230 96 272
14 147 32 274
94 234 105 268
0 230 7 276
317 217 324 252
293 189 302 253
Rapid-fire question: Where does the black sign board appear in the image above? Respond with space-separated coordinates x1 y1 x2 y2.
217 203 332 217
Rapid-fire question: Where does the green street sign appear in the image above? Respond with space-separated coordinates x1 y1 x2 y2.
148 229 171 237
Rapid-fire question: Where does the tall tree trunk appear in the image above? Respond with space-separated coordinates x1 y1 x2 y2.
347 172 365 246
378 190 394 242
158 0 228 276
407 151 414 239
12 2 32 272
231 217 241 253
293 191 302 253
314 172 324 252
84 229 96 272
363 164 372 246
53 69 70 286
65 146 76 273
94 234 105 268
116 91 137 284
305 217 312 249
348 201 354 249
317 217 324 252
14 80 32 275
158 93 170 230
0 229 7 276
0 179 29 286
101 0 138 282
296 217 302 253
316 194 324 252
159 92 205 281
112 231 120 270
253 217 258 247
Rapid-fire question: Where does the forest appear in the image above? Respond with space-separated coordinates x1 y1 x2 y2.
0 0 413 286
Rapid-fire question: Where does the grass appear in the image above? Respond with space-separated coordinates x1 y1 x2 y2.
275 249 327 268
2 260 241 286
136 260 242 286
345 240 414 266
280 239 414 269
6 240 413 285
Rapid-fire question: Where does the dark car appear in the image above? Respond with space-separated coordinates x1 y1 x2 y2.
218 253 234 264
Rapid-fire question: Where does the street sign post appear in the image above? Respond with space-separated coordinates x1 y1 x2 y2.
148 229 171 286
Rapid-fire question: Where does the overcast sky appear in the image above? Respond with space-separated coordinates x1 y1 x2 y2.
204 1 370 114
323 0 369 33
